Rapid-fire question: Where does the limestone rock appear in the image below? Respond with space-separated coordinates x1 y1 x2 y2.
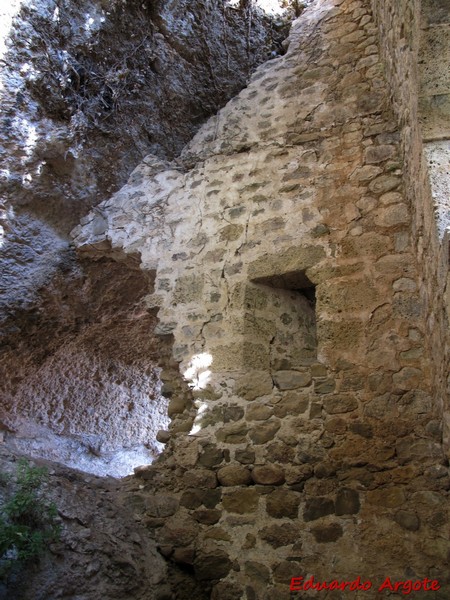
194 549 232 581
251 464 285 485
222 489 259 514
183 469 217 489
266 489 300 518
303 497 335 521
335 488 360 515
217 464 252 486
273 370 312 390
235 371 274 400
311 523 343 543
260 523 301 548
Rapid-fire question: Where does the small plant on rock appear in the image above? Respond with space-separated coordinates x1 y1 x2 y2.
0 459 60 581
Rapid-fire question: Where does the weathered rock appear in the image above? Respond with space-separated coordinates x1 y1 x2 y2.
311 523 343 543
192 509 222 525
266 489 300 518
211 582 244 600
197 444 224 468
273 370 312 390
394 510 420 531
216 421 248 444
323 395 358 414
244 561 271 584
335 488 360 515
222 489 259 514
235 371 274 400
272 392 310 417
217 464 252 486
252 464 285 485
183 469 218 489
249 420 281 444
173 546 196 565
366 487 406 508
235 448 256 465
146 494 179 518
303 497 335 521
260 523 301 548
272 561 303 583
158 515 199 547
246 403 273 421
194 549 232 581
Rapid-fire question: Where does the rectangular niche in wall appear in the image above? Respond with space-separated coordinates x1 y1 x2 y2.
246 271 317 372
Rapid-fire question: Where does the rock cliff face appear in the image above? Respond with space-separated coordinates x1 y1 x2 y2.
74 0 450 597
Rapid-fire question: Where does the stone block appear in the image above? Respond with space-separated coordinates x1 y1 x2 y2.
394 510 420 531
194 549 232 580
364 144 396 163
266 489 300 518
323 394 358 414
222 489 259 514
311 523 343 542
303 497 335 521
252 464 285 486
183 469 217 489
246 403 273 421
366 487 406 508
273 370 312 390
335 488 360 515
249 420 281 444
217 465 252 486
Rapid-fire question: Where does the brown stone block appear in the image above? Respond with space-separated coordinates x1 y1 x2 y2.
222 488 259 514
235 371 273 400
266 489 300 518
252 464 285 486
260 522 301 548
249 420 281 444
216 421 248 444
317 319 364 352
272 561 303 583
323 394 358 414
217 465 252 486
339 232 392 258
246 403 273 421
273 370 312 390
366 487 406 508
303 497 335 521
194 549 232 581
335 488 361 515
364 144 396 163
311 523 343 542
183 468 218 489
192 509 221 525
272 392 309 418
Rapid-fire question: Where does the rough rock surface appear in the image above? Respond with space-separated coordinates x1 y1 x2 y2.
0 447 213 599
0 256 171 477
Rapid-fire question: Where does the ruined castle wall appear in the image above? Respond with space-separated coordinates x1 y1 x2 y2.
371 0 450 455
75 0 449 596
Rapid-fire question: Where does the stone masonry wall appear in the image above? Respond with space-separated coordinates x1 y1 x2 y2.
371 0 450 456
74 0 450 597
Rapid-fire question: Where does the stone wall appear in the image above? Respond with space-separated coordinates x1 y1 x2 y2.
371 0 450 456
73 0 450 596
